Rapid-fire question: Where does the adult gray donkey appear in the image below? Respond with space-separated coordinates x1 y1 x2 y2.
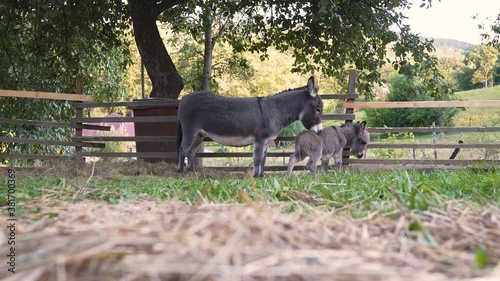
177 76 323 177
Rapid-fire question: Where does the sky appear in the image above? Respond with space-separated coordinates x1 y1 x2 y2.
403 0 500 45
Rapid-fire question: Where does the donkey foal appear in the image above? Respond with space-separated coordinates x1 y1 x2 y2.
287 121 369 175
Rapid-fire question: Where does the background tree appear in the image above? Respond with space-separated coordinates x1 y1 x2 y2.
364 75 459 128
168 34 254 93
466 45 499 88
160 0 251 90
162 0 256 92
0 0 131 164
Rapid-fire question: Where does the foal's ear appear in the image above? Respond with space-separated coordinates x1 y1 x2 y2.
307 76 319 97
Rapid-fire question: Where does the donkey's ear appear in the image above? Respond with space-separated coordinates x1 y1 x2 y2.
359 121 367 131
307 76 319 97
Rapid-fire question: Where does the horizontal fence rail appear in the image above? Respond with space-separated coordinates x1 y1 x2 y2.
347 159 500 165
368 143 500 149
73 99 180 108
72 116 178 123
343 100 500 108
368 126 500 133
2 153 70 160
0 117 110 131
0 89 93 102
368 127 500 133
0 137 104 148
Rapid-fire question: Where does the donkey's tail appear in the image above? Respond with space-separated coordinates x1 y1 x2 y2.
176 122 183 153
288 142 302 176
293 142 302 160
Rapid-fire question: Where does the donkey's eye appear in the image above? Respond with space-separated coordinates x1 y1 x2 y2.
315 107 322 113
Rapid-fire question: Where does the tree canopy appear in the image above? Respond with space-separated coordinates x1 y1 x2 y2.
1 0 445 100
131 0 447 99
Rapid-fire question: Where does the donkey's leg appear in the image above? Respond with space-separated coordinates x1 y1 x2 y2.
187 134 204 171
177 131 195 173
252 141 266 177
259 147 269 175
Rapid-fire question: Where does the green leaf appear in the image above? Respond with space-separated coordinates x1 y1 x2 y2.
409 189 417 210
16 192 33 201
475 245 488 269
273 178 281 192
47 212 59 219
409 220 425 232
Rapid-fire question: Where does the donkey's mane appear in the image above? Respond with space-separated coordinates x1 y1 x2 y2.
340 123 355 128
274 85 307 95
283 85 307 92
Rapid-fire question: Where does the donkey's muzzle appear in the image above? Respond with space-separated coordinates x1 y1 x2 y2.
310 122 323 133
356 153 364 159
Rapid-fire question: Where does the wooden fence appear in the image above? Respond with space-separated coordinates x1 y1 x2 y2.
2 71 500 171
0 82 111 162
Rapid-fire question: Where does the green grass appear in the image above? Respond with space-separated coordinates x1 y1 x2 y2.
455 85 500 100
11 168 499 217
454 85 500 122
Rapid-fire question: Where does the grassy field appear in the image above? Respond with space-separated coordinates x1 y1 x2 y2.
8 162 499 209
454 85 500 120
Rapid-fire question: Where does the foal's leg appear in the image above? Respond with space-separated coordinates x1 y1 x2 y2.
320 157 330 171
187 134 204 171
333 149 343 169
306 150 321 174
252 141 266 177
287 155 298 176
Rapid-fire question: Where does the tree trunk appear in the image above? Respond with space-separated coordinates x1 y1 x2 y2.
129 0 184 99
202 11 213 91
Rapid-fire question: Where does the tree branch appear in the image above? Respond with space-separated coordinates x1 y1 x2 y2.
153 0 188 18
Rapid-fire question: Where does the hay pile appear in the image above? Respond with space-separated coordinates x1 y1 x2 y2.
13 158 246 180
1 198 499 281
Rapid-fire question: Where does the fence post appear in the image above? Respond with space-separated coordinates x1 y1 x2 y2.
75 77 83 155
343 70 357 166
440 118 445 139
432 122 437 160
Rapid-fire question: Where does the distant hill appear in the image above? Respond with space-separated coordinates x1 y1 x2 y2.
422 37 476 52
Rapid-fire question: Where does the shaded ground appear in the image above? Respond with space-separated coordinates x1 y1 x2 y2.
1 197 499 281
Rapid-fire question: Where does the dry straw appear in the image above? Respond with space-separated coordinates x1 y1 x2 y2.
1 195 499 281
